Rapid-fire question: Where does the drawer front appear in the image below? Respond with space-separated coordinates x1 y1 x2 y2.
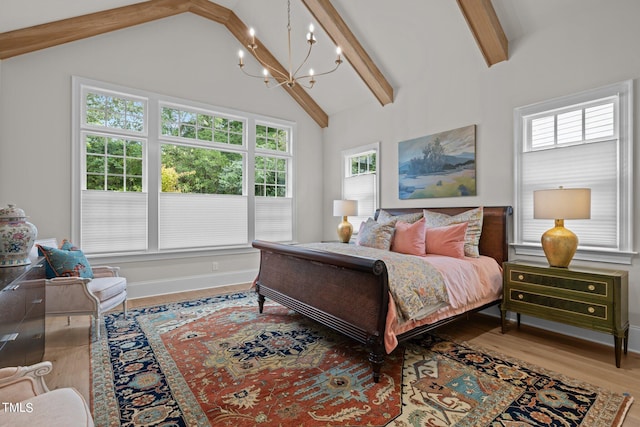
508 289 609 321
509 269 609 298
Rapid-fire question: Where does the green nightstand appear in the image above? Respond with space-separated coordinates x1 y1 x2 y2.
501 260 629 368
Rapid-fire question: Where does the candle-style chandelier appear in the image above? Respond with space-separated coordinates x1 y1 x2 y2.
237 0 343 89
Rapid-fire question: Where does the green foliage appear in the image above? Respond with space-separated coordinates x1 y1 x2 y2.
408 138 445 176
161 145 243 195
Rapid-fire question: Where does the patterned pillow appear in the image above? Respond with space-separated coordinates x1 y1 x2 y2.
356 218 396 250
423 207 483 257
37 244 94 279
377 209 423 224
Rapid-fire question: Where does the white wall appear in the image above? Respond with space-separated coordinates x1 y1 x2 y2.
0 13 324 298
322 2 640 353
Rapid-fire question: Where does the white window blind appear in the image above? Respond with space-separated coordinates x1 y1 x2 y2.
159 193 248 249
344 174 377 227
81 190 148 253
520 141 617 248
255 197 293 241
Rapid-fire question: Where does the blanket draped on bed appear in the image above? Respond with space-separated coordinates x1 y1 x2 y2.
302 243 449 322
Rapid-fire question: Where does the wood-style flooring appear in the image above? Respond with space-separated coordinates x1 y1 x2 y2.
43 284 639 426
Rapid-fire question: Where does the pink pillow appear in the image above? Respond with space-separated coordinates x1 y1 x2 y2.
425 222 468 258
391 218 426 256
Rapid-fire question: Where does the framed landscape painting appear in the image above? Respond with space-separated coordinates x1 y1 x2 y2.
398 124 476 199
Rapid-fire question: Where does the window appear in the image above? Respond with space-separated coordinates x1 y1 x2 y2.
73 77 294 255
341 143 379 228
513 80 634 264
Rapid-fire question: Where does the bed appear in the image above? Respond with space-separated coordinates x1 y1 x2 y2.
252 206 512 382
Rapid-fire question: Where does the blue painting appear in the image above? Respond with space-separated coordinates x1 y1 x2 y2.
398 124 476 199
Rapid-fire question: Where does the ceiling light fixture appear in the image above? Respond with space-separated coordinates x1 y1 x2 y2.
237 0 342 89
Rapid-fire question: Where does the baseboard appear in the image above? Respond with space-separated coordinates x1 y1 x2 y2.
126 269 258 299
482 305 639 354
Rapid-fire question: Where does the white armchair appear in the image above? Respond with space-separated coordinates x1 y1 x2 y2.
45 265 127 339
31 239 127 339
0 361 94 426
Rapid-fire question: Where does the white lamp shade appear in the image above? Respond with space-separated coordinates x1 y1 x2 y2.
333 199 358 216
534 188 591 220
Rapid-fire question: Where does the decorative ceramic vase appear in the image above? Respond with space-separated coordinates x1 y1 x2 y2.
0 204 38 267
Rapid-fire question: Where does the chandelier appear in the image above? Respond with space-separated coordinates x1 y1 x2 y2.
237 0 343 89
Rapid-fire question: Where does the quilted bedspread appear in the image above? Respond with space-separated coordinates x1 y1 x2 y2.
302 242 449 322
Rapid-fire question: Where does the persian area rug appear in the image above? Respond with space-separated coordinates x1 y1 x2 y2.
91 292 633 426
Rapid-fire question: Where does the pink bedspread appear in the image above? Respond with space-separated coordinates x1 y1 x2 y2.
383 254 503 353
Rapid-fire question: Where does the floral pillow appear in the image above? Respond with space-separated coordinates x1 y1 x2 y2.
423 207 483 257
357 218 396 250
37 243 94 279
377 209 423 224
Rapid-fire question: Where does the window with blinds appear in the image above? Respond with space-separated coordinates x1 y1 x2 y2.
342 143 379 228
75 78 294 255
514 80 633 263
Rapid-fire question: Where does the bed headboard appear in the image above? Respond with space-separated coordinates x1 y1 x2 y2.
374 206 512 266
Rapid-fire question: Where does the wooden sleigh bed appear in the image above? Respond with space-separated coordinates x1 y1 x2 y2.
252 206 512 382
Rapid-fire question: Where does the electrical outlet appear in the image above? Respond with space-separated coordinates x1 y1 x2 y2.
212 262 219 271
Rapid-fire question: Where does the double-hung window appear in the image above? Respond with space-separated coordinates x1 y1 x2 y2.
341 143 379 228
513 80 634 264
74 77 294 255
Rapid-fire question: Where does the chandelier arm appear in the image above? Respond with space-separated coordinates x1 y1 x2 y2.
292 43 314 80
250 48 290 80
297 60 341 80
239 66 271 80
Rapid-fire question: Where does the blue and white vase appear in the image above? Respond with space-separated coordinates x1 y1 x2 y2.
0 204 38 267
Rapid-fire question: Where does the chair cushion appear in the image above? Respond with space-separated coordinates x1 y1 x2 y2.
0 388 94 427
87 276 127 302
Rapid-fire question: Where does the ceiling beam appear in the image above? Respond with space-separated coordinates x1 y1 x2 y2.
0 0 189 60
457 0 508 66
0 0 328 127
302 0 394 106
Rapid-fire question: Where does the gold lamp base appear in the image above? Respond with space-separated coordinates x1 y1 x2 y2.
541 219 578 268
337 216 353 243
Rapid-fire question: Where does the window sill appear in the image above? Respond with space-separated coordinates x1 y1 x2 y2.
86 245 260 265
511 243 636 265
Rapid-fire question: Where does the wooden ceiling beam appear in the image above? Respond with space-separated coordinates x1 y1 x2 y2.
0 0 189 60
302 0 394 106
457 0 508 66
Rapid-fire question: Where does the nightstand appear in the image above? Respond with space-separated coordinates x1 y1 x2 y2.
501 260 629 368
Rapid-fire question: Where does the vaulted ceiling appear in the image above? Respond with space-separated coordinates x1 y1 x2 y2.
0 1 589 127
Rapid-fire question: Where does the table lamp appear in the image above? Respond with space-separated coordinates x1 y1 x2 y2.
533 187 591 268
333 200 358 243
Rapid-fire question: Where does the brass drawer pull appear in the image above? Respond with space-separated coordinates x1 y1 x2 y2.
588 284 596 291
588 307 595 314
518 274 524 280
518 294 524 300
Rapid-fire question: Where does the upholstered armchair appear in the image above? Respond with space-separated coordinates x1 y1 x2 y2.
45 265 127 339
0 361 94 426
32 239 127 340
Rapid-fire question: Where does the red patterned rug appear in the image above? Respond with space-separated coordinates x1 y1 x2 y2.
91 292 633 426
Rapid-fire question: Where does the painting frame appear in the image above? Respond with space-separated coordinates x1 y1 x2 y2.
398 124 476 199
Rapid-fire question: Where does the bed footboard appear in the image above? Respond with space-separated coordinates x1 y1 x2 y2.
252 240 389 382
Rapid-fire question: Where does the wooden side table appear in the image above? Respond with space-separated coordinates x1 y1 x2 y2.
501 260 629 367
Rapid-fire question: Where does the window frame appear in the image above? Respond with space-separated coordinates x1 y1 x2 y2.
512 80 635 264
72 76 296 261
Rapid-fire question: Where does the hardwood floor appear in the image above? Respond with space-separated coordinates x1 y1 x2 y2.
43 285 638 425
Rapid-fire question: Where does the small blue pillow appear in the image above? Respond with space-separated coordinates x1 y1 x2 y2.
37 244 94 279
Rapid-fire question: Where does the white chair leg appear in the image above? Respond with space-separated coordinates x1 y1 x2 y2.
94 315 100 340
